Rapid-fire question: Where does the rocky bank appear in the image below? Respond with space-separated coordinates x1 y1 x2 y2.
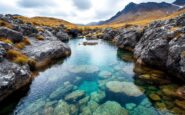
99 14 185 83
0 14 71 101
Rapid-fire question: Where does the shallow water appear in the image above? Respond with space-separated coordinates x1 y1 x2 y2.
1 39 185 115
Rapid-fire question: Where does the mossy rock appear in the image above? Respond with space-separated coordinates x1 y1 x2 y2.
175 100 185 110
155 102 167 110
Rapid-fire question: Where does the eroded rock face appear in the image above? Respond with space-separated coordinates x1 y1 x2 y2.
0 60 31 101
115 27 143 51
0 27 23 43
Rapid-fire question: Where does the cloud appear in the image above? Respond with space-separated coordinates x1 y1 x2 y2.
0 0 176 24
18 0 55 8
72 0 92 10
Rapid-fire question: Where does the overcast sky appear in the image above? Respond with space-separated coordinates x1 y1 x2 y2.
0 0 175 24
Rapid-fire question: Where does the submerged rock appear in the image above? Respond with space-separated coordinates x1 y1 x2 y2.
54 100 71 115
129 105 158 115
69 65 99 74
125 103 136 110
91 91 106 103
98 71 112 79
64 90 85 103
93 101 128 115
106 81 143 97
49 83 73 100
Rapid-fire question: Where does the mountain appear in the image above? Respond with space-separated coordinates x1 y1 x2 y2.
173 0 185 6
96 2 180 25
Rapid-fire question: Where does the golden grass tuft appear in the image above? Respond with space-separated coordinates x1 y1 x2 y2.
0 38 13 44
36 35 44 40
7 49 29 65
15 37 31 49
0 20 13 29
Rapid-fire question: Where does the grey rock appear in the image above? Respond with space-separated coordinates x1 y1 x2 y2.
64 90 85 103
0 60 31 101
0 27 23 42
23 40 71 61
115 27 143 50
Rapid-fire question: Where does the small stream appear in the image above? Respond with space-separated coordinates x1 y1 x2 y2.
0 38 184 115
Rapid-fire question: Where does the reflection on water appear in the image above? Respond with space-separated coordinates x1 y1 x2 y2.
0 39 185 115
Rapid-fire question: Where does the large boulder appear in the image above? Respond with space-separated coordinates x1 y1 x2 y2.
23 40 71 62
134 27 169 68
0 60 31 101
115 27 143 51
93 101 128 115
0 27 23 42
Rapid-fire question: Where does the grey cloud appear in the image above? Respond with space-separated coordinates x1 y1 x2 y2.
72 0 92 10
18 0 54 8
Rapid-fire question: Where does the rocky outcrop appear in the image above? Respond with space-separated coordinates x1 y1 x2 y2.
115 27 143 51
134 14 185 81
100 28 120 41
0 27 23 43
0 60 31 101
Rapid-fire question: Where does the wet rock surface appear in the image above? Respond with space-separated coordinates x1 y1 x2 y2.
0 60 31 101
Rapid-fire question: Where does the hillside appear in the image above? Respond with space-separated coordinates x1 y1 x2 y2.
14 16 77 28
173 0 185 6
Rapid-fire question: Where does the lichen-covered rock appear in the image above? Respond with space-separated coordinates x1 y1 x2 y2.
0 60 31 101
0 27 23 42
115 27 143 51
93 101 128 115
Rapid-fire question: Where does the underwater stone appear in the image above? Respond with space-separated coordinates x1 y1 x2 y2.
155 102 167 110
125 103 136 110
149 93 161 101
24 98 46 114
54 100 70 115
129 105 158 115
98 71 112 79
175 100 185 110
140 98 152 108
49 83 73 100
65 90 85 103
79 96 90 106
69 65 99 74
91 91 106 103
93 101 128 115
106 81 143 97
